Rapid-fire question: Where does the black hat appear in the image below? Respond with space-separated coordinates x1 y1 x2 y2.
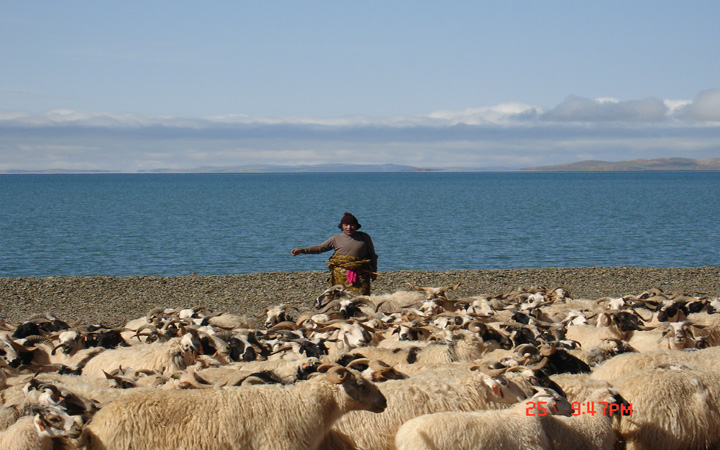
338 212 361 229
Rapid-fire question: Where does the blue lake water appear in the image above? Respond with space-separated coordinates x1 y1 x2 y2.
1 172 718 278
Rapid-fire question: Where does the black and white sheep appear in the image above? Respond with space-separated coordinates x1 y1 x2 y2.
0 405 81 450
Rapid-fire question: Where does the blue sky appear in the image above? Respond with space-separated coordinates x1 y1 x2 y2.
1 1 719 171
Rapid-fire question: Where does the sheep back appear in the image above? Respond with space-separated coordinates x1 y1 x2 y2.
320 371 518 450
84 372 384 450
613 367 720 450
394 401 549 450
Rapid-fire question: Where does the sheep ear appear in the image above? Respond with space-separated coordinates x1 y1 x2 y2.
34 416 47 431
325 366 350 384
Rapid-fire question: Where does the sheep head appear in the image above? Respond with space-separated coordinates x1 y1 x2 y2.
525 388 573 416
316 285 354 309
318 365 387 413
466 369 528 404
32 405 83 439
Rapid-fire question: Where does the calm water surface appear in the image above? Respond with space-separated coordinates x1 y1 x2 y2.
1 172 718 277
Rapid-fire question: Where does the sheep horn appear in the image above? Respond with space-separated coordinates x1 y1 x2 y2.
346 358 371 369
474 363 509 377
514 344 538 356
633 308 654 323
520 357 549 372
294 311 319 326
268 321 300 331
353 297 377 308
374 300 389 313
538 344 556 356
318 300 341 314
50 343 65 356
325 366 351 384
135 324 159 342
181 367 214 389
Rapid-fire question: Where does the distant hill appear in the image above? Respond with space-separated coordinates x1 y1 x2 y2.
522 157 720 172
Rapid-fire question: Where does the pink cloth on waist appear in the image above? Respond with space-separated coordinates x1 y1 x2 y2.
346 269 359 283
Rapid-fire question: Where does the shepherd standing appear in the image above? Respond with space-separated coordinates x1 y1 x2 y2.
291 212 378 294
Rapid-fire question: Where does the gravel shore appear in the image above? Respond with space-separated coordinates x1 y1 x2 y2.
1 266 719 327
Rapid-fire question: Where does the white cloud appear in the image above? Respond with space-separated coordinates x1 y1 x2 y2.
541 95 669 122
2 89 718 131
680 89 720 122
1 90 719 172
423 103 541 125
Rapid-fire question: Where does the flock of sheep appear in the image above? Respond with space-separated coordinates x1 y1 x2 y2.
1 279 720 449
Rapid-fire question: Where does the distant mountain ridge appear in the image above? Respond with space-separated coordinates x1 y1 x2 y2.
522 157 720 172
3 158 719 174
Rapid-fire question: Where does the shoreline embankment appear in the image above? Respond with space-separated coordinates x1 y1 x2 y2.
1 266 718 326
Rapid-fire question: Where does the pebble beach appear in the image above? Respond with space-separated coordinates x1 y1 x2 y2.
1 266 719 327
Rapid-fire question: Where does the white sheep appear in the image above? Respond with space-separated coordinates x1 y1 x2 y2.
0 404 21 431
612 365 720 450
541 387 630 450
564 323 625 349
1 371 151 410
590 346 720 382
393 388 572 450
81 333 202 377
81 365 386 450
0 405 81 450
549 372 613 403
318 367 529 450
316 285 426 314
195 357 320 386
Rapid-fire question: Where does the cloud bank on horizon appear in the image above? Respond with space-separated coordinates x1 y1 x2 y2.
1 89 719 172
2 3 719 172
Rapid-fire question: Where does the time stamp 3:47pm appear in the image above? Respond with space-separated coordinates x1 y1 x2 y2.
526 401 633 416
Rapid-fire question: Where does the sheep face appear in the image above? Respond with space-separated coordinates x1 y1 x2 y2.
33 405 82 439
663 321 693 350
419 300 442 316
0 336 23 367
325 366 387 413
316 285 352 309
338 323 373 349
526 388 573 416
563 310 588 325
53 330 83 355
657 301 688 322
171 333 203 368
606 297 626 310
468 298 495 317
263 306 286 329
478 373 527 404
397 324 420 341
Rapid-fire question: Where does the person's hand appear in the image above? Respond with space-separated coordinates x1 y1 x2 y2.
291 248 303 256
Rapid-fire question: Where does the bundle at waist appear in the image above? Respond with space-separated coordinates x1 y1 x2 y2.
327 253 376 274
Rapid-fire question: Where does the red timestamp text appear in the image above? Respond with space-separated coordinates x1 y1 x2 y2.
571 401 632 416
525 401 632 416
